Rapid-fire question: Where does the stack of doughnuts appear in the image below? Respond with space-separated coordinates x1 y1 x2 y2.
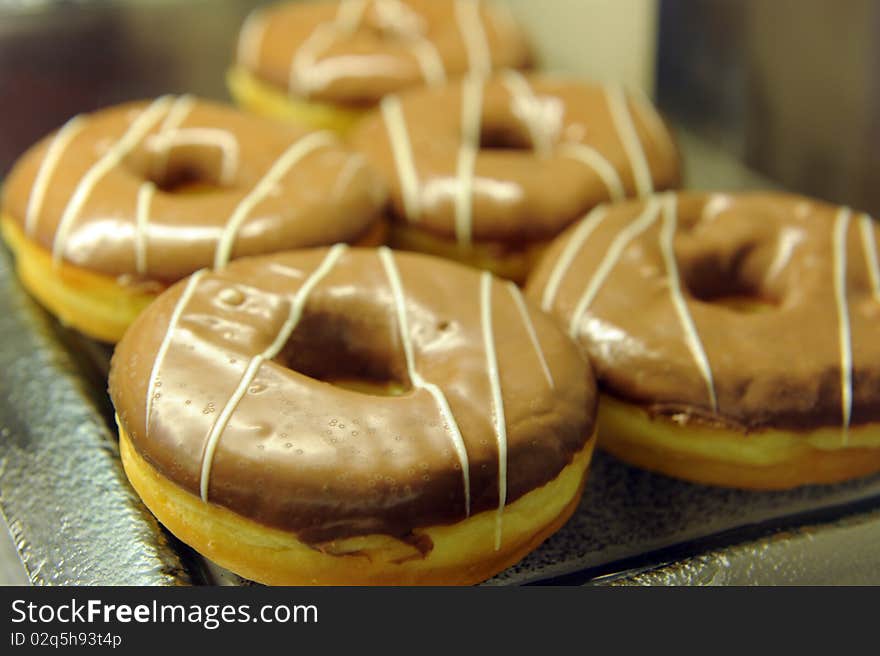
5 0 879 586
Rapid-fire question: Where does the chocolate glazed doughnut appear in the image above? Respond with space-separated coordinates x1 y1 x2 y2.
0 96 387 342
110 247 596 585
228 0 533 133
350 72 681 283
526 191 880 489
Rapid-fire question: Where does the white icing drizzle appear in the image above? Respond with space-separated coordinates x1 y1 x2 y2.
374 0 445 86
500 69 563 157
859 213 880 302
289 22 340 95
605 85 653 197
454 0 492 77
149 95 196 184
454 75 484 246
567 198 662 337
159 94 196 128
380 95 421 222
288 0 369 95
480 272 507 550
558 143 625 202
336 0 370 31
507 282 554 389
148 127 240 186
378 246 472 515
292 0 446 94
292 0 445 94
659 194 718 411
214 130 336 269
237 9 268 69
409 37 447 87
145 269 207 432
199 245 348 501
331 152 368 201
540 206 609 312
134 182 156 275
764 226 804 283
375 0 423 35
52 96 173 267
832 208 853 442
24 115 86 237
700 193 732 223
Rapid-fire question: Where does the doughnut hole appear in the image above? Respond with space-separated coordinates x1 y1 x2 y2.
271 309 413 396
679 245 781 314
150 162 224 194
124 140 234 194
479 123 534 151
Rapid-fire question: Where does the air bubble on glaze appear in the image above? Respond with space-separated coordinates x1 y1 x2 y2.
198 245 347 501
378 246 472 515
218 287 246 307
145 269 207 432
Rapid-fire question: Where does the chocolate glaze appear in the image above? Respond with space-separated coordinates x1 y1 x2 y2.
526 191 880 431
1 97 386 283
238 0 533 106
350 73 681 245
110 248 595 542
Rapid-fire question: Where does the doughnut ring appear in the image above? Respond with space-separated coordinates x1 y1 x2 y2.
228 0 533 133
0 96 387 342
526 191 880 489
110 247 597 585
351 72 680 282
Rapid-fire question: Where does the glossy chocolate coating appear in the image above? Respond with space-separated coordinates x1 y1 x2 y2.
526 192 880 431
350 73 681 244
110 248 595 542
1 97 386 282
238 0 532 106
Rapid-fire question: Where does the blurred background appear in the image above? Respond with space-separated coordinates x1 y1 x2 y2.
0 0 876 585
0 0 877 214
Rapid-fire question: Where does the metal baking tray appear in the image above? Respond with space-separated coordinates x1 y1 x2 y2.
2 127 880 586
